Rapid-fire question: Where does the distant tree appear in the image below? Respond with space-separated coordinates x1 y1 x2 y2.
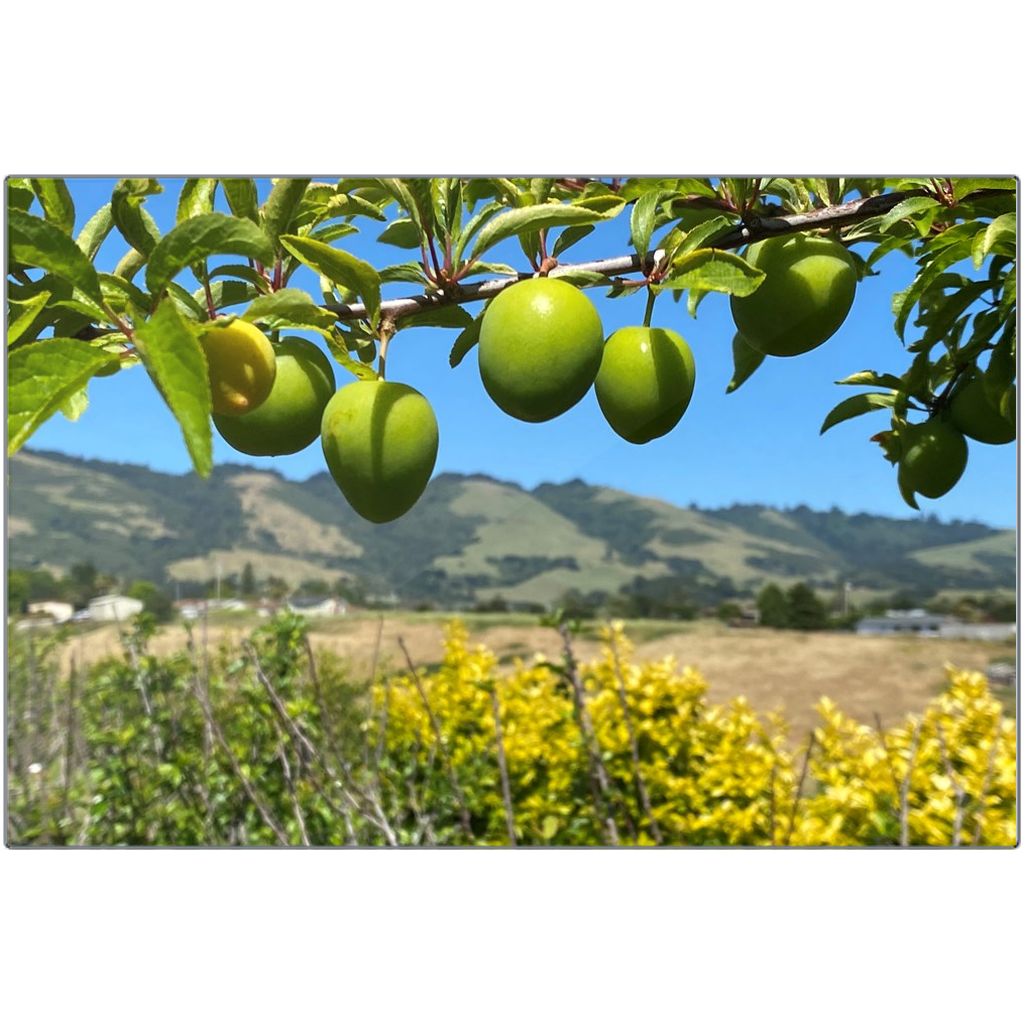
127 581 174 622
7 571 30 615
786 582 829 631
241 562 257 597
717 600 743 623
265 576 290 600
757 584 789 628
299 577 331 596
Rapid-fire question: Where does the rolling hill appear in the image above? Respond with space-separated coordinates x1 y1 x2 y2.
6 448 1016 606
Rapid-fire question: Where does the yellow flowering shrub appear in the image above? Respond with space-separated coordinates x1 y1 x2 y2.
367 622 1017 847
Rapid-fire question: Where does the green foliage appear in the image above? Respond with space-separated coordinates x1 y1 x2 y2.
757 583 790 628
6 177 1015 516
8 618 1013 847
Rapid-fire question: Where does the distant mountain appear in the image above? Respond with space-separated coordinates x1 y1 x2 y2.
6 449 1017 605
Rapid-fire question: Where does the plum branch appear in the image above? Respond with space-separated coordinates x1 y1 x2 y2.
322 187 949 324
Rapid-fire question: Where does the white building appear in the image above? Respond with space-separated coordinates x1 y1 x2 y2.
26 601 74 623
88 594 144 622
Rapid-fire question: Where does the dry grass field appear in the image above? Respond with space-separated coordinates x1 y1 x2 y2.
55 612 1016 740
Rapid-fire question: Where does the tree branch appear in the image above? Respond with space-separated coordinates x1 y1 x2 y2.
323 188 941 324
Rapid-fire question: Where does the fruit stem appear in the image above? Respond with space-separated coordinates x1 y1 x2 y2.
642 286 657 329
377 319 396 381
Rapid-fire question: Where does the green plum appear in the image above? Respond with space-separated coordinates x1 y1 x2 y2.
214 336 337 456
478 277 605 422
321 379 439 524
948 370 1016 445
595 326 696 444
730 234 857 357
898 418 969 500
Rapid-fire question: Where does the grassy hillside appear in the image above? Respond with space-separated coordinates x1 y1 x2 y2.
7 449 1016 605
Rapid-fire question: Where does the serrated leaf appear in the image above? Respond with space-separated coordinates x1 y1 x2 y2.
322 331 379 381
7 339 117 454
655 248 764 297
75 202 115 260
552 224 595 258
726 333 765 393
8 291 52 347
835 370 908 390
146 213 275 296
200 279 260 311
133 301 213 477
377 218 423 249
379 262 431 285
220 178 260 222
111 178 163 257
241 288 338 331
819 392 897 434
60 386 89 422
469 204 607 261
630 189 675 263
8 208 106 308
397 304 473 331
177 179 218 223
973 212 1016 268
278 235 381 329
30 179 75 235
262 178 311 250
952 177 1017 201
878 196 942 233
449 314 483 368
550 269 611 288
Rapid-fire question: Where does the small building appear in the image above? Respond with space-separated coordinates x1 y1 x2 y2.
27 601 74 624
856 610 946 636
286 596 347 618
88 594 144 622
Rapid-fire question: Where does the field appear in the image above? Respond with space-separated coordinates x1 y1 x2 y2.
57 611 1016 739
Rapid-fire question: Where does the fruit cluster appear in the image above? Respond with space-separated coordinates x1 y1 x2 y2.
201 228 1013 524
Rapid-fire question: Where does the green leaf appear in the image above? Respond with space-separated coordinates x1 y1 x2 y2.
8 208 106 308
262 178 311 250
551 224 595 258
133 301 213 477
819 392 897 434
449 314 483 368
322 331 379 382
655 248 764 297
176 179 218 223
146 213 275 296
396 304 473 331
241 289 338 331
7 339 117 455
952 177 1017 201
111 178 163 257
76 202 115 260
377 218 423 249
726 333 765 393
8 291 52 347
973 212 1016 268
630 189 675 262
469 204 607 260
835 370 910 390
278 235 381 329
30 178 75 234
220 178 260 222
60 386 89 422
379 262 431 285
7 178 35 213
878 196 941 233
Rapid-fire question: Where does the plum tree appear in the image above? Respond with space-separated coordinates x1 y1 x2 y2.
595 326 696 444
477 277 605 423
213 336 336 456
729 233 858 357
320 380 439 524
6 176 1016 521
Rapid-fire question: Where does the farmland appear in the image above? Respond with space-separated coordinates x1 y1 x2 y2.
56 611 1015 739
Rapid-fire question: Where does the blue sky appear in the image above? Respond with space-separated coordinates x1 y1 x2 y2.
21 177 1019 529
